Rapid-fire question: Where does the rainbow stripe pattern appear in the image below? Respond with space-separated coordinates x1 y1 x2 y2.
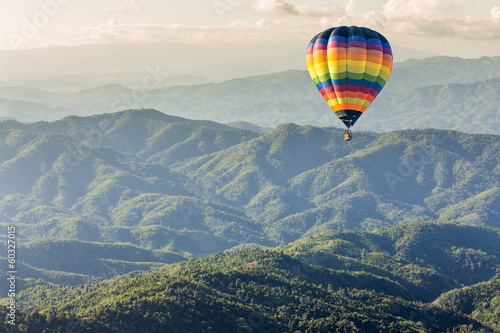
306 26 393 128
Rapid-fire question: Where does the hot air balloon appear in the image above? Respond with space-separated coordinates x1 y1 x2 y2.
306 26 393 140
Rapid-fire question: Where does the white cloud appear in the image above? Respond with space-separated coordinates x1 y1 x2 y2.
382 0 460 17
36 0 500 51
251 0 344 17
100 2 143 13
131 0 143 12
249 0 500 40
100 6 127 13
354 0 500 40
345 0 356 17
107 18 119 26
55 19 312 45
492 6 500 20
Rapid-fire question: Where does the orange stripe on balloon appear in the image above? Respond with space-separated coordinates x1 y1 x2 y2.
358 92 369 101
328 49 346 59
346 53 368 61
347 91 360 99
382 59 392 68
367 55 383 64
335 90 349 98
383 54 393 61
367 50 383 57
346 47 367 55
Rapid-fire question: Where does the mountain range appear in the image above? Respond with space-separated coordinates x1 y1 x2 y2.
0 42 433 78
1 30 499 333
0 56 499 136
3 222 499 332
0 109 498 287
0 108 498 331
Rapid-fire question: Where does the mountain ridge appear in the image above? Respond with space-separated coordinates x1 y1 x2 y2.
1 56 500 134
0 111 498 274
5 222 498 332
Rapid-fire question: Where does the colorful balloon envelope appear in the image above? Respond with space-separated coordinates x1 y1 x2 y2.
306 26 393 129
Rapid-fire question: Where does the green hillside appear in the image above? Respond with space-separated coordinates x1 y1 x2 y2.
0 239 185 292
177 125 500 240
6 222 498 332
280 222 500 302
366 78 500 134
0 42 499 333
0 110 499 287
434 279 500 329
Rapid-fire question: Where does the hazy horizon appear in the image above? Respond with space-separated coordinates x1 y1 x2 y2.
0 0 499 78
1 1 499 130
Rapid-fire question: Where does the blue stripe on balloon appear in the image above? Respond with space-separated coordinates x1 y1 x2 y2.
361 80 376 89
315 82 323 92
329 35 347 42
347 36 366 43
333 78 347 86
316 38 329 45
347 78 363 86
373 82 383 92
367 38 382 45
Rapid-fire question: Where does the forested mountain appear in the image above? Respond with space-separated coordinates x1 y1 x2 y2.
434 279 500 329
4 222 498 332
0 109 499 290
280 223 500 302
0 109 498 331
0 56 499 135
1 19 499 333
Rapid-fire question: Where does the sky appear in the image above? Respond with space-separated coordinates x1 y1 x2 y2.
0 0 500 59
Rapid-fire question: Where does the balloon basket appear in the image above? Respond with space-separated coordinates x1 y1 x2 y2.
344 130 352 141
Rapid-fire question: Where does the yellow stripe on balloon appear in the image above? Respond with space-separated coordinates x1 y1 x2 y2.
346 66 366 74
327 65 347 74
380 65 391 76
363 66 381 77
346 59 366 68
366 61 382 70
378 70 389 82
315 67 330 77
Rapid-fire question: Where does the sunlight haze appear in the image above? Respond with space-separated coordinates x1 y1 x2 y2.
0 0 499 60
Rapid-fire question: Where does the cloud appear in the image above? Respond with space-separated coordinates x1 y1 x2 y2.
100 6 127 13
247 0 495 40
351 0 500 40
251 0 344 17
56 19 312 45
107 18 119 26
131 0 143 12
382 0 463 17
38 0 500 51
100 2 143 13
344 0 356 17
492 6 500 20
